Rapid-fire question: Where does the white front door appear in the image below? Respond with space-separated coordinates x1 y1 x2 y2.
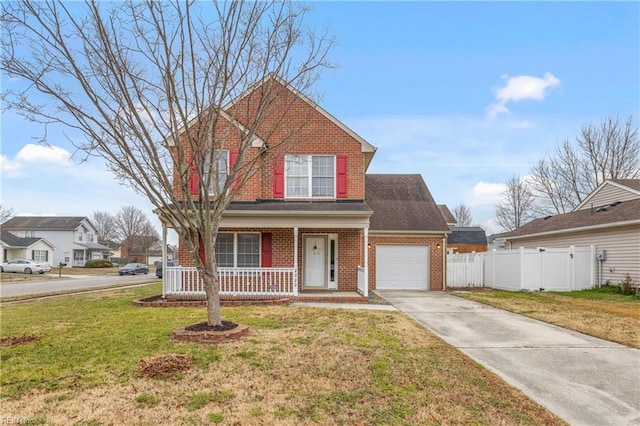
304 235 327 288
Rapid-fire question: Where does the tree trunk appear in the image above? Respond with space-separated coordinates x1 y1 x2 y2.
201 266 222 326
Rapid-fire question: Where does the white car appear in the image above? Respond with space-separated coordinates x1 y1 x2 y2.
0 259 52 274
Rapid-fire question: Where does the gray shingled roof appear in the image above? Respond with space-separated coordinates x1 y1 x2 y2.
365 174 449 232
502 198 640 239
610 179 640 192
225 200 372 214
437 204 457 225
447 227 488 245
2 216 90 231
1 230 43 247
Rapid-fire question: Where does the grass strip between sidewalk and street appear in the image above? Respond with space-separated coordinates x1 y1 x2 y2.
454 287 640 349
1 283 564 425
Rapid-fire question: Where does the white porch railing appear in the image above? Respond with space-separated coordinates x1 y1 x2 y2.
164 266 298 297
357 266 366 296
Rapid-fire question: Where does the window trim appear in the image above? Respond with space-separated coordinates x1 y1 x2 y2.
284 154 336 199
215 232 261 268
205 150 229 196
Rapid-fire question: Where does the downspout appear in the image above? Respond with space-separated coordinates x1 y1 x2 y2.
364 227 369 298
442 237 447 291
293 227 299 296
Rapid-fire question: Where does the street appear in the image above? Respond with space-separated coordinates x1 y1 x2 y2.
0 274 159 298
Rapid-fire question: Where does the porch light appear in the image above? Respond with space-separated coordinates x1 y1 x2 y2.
436 243 441 249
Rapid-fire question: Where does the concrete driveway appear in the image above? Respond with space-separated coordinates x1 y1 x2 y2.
377 290 640 426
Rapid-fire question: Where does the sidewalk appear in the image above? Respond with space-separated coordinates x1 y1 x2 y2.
376 290 640 426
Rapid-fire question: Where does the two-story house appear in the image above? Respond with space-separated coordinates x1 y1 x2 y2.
159 75 449 300
1 216 111 267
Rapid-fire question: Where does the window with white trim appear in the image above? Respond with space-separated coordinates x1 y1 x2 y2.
215 233 260 268
285 155 335 198
33 250 47 262
204 150 228 195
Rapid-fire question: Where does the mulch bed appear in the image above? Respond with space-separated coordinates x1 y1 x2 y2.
1 335 41 346
185 320 238 332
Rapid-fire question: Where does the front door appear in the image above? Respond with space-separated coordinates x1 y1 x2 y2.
304 235 327 288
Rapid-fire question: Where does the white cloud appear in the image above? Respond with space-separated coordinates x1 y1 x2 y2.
1 155 23 177
16 144 72 165
468 181 505 207
487 72 561 119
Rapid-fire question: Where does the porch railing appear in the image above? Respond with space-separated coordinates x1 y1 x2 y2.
357 266 366 296
164 266 298 297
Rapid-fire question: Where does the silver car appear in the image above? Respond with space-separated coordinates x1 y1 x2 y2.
0 259 52 274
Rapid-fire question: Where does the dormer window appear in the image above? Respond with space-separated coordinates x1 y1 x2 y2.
285 155 334 198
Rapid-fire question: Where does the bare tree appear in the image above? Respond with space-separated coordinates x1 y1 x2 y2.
494 176 537 231
530 115 639 215
0 205 14 224
452 203 473 227
1 1 333 326
114 206 158 256
91 211 118 242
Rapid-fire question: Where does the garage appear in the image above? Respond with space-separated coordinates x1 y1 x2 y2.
375 244 429 290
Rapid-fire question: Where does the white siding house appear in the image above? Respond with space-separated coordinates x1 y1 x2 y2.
1 217 111 267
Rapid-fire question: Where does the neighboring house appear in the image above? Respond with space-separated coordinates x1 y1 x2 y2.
501 179 640 286
438 204 458 228
121 237 175 265
158 75 449 299
99 239 122 261
1 230 56 264
446 227 488 254
0 216 111 267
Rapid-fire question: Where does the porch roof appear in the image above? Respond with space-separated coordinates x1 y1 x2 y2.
221 200 372 228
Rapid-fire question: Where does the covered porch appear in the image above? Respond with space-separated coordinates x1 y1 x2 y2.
158 201 372 301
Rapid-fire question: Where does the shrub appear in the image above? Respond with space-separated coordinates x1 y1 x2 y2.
620 273 637 296
84 259 113 268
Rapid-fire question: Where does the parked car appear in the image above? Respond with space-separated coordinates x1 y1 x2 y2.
156 260 178 278
118 263 149 276
0 259 51 274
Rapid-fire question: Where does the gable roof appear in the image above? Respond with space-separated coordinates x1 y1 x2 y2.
447 227 488 245
1 230 55 249
365 174 449 233
224 74 378 167
1 216 94 232
502 198 640 240
437 204 458 226
574 179 640 211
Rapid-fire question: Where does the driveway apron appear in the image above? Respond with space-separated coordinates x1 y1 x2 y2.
377 290 640 426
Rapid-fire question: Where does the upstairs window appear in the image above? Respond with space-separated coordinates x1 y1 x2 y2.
285 155 335 198
204 150 228 195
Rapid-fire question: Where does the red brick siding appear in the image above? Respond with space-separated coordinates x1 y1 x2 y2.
367 235 445 291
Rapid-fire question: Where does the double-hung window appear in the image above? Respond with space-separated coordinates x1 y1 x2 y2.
215 233 260 268
204 150 228 195
33 250 47 262
285 155 335 198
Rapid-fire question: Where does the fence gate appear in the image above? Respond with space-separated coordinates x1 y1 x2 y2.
447 253 483 287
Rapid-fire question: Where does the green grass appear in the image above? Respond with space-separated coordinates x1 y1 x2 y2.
551 285 640 301
1 284 565 425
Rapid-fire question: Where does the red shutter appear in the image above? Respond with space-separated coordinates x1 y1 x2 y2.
229 151 240 190
336 155 348 198
189 163 199 195
261 233 272 267
273 156 284 198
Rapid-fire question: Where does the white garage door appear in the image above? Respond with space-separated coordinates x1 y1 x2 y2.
376 245 429 290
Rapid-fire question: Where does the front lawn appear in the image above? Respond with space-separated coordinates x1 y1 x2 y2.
0 284 564 425
456 287 640 349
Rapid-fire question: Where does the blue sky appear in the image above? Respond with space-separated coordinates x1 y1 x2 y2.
1 1 639 238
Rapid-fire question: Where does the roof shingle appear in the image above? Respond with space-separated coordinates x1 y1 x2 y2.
365 175 449 232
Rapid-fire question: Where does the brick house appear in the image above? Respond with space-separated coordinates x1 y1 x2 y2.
159 75 449 300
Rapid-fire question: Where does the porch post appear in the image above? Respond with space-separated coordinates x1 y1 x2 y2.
161 225 167 298
363 227 369 298
293 227 299 296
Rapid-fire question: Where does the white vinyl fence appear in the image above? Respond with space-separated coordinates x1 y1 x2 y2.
447 246 595 292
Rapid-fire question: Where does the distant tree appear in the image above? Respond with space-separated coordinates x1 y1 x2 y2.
0 205 14 224
115 206 158 256
494 176 537 231
91 211 118 242
452 203 473 227
530 115 639 215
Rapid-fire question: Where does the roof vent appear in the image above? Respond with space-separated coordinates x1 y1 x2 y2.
595 201 622 212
